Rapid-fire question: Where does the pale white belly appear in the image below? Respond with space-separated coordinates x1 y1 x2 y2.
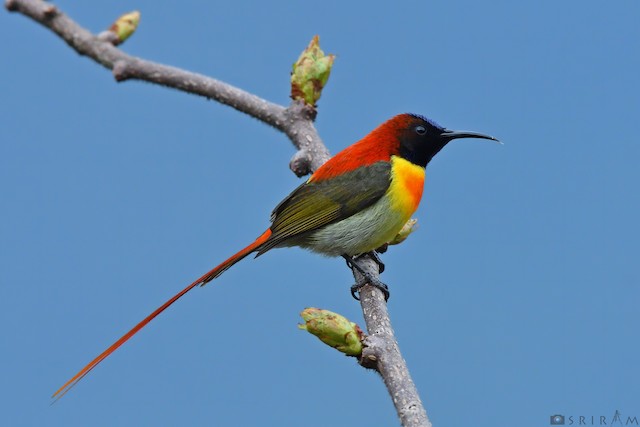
295 195 409 257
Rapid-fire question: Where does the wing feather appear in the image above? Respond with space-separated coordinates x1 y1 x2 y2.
257 162 391 254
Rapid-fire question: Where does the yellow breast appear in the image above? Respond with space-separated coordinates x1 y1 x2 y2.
387 155 425 217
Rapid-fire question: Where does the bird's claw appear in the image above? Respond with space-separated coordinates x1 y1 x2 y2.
343 253 390 301
350 278 390 301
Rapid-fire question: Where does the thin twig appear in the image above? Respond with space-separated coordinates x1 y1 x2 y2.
6 1 430 425
5 0 329 175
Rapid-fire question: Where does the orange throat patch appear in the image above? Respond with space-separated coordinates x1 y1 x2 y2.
388 155 425 216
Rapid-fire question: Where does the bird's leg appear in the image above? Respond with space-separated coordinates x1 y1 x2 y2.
375 243 389 254
342 254 390 301
359 250 386 273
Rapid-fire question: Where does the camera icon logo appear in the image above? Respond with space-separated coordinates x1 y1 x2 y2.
550 414 565 425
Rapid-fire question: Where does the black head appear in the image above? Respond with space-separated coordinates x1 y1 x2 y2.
397 113 499 167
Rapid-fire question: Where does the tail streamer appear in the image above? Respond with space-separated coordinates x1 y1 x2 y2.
52 229 272 401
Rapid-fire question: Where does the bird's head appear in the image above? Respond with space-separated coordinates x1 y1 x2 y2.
308 113 498 183
387 113 499 167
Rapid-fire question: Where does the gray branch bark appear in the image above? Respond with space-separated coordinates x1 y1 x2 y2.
356 259 432 427
6 1 430 425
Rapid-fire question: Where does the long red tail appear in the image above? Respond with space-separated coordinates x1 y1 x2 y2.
52 229 272 401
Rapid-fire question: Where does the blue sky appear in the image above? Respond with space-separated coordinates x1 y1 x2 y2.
2 1 639 426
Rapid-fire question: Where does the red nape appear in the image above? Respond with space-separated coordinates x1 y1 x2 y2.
310 114 415 182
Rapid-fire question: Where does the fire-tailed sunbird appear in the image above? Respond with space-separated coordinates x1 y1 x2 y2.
53 113 498 399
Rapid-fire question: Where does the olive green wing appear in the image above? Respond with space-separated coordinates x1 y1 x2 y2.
256 161 392 255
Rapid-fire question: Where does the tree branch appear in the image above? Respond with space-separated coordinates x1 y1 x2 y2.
6 1 430 425
5 0 329 175
356 260 432 427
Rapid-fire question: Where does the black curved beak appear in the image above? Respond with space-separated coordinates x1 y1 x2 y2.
441 129 500 144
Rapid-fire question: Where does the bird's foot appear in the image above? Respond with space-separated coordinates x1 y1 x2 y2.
350 278 390 301
358 250 385 273
343 254 390 301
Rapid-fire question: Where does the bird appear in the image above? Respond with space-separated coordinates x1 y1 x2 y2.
52 113 498 400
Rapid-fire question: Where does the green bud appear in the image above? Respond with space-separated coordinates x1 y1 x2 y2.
298 308 363 356
108 11 140 45
290 35 335 107
388 218 418 246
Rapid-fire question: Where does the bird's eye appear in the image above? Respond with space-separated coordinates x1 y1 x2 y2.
415 125 426 135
